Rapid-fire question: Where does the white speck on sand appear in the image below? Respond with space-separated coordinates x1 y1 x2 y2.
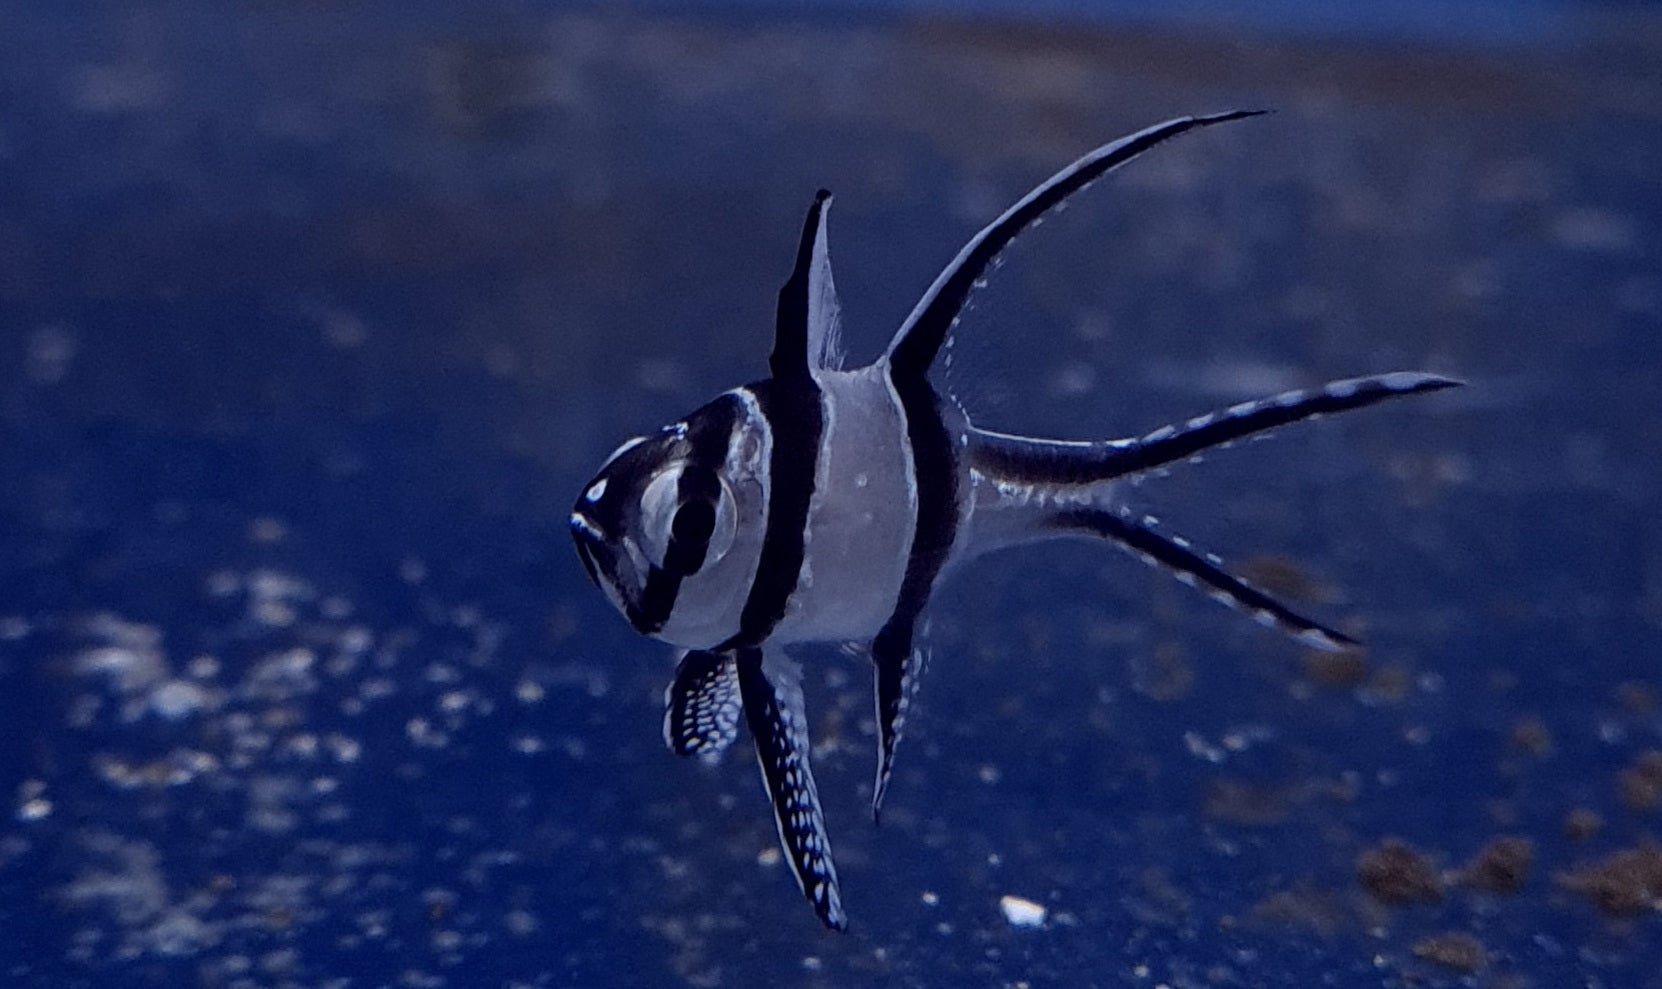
999 894 1046 928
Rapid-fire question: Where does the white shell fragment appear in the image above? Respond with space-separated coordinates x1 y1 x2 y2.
998 894 1047 928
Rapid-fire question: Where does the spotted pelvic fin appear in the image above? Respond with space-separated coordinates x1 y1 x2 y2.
737 648 846 930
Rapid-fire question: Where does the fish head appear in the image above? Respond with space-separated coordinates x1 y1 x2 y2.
570 394 764 646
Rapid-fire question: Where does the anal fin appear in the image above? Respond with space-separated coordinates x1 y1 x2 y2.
870 624 927 823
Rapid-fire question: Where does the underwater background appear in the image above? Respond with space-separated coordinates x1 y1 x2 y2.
2 1 1660 985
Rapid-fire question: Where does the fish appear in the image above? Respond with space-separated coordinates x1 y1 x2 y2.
569 110 1462 931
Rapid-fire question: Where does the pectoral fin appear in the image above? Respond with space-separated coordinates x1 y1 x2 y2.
663 650 742 757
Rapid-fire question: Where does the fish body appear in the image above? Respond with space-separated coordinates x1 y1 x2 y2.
570 112 1461 930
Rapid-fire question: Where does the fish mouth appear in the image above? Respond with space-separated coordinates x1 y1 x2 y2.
570 513 657 633
568 513 605 589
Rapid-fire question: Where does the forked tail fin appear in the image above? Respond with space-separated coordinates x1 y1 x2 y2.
1047 507 1358 651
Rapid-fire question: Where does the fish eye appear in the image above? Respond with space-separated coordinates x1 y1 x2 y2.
671 499 716 548
637 466 735 575
702 478 738 568
637 470 680 566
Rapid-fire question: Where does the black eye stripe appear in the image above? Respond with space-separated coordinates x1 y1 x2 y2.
633 566 683 635
660 455 723 576
676 460 721 501
582 392 743 638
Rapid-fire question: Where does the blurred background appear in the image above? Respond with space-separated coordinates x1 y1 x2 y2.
2 1 1659 985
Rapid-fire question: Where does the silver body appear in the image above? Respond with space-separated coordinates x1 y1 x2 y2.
785 366 925 643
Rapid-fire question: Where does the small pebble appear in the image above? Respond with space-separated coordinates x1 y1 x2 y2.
999 894 1046 928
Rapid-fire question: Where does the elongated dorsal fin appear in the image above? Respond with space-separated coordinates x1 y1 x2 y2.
885 110 1265 381
771 189 844 379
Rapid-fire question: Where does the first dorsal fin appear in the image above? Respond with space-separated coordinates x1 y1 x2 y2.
885 110 1265 381
771 189 844 379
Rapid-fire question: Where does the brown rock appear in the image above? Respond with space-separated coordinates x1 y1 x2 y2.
1558 842 1662 917
1508 716 1553 757
1564 807 1603 842
1462 834 1535 897
1619 750 1662 812
1412 931 1486 972
1457 835 1535 894
1357 838 1444 906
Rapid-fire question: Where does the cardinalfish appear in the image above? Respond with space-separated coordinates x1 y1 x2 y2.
569 111 1461 930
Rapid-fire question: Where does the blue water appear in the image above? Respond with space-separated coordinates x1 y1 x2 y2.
2 2 1660 986
624 0 1584 47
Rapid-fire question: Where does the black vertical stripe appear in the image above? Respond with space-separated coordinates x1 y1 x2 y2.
720 380 823 650
875 372 959 659
865 372 956 822
634 565 684 635
630 394 744 635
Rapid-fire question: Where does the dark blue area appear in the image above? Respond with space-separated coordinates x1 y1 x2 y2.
2 2 1660 987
